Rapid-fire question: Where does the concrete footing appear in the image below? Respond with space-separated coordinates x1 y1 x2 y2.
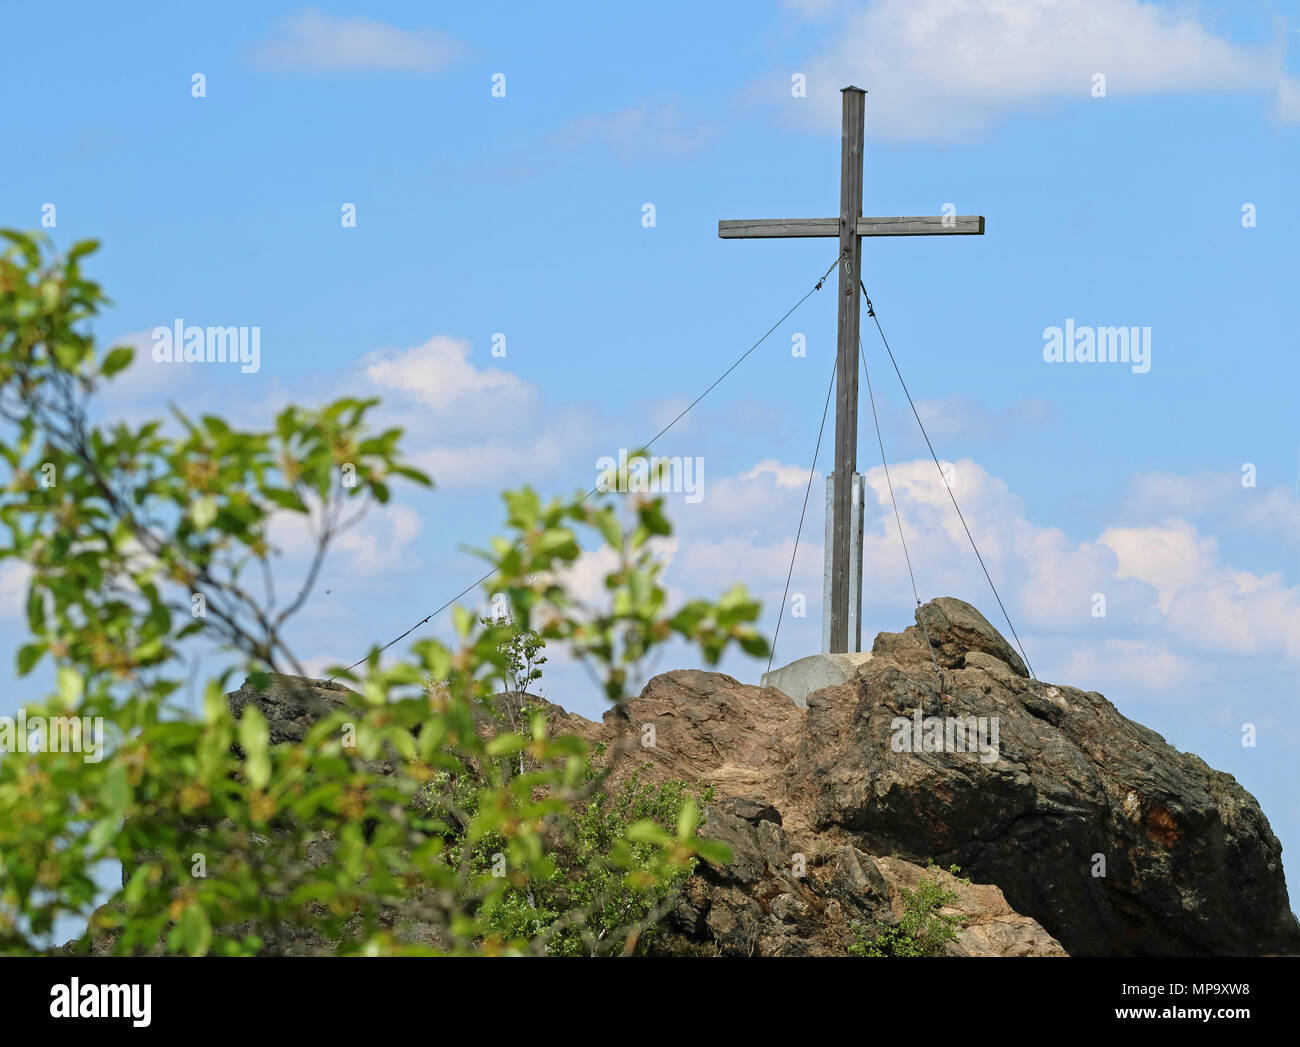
761 652 873 709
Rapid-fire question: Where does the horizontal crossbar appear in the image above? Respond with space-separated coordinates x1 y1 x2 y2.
718 215 984 238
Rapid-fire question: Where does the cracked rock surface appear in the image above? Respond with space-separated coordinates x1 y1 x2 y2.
572 598 1300 956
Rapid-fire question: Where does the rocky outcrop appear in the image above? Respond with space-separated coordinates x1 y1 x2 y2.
578 598 1300 956
133 597 1294 957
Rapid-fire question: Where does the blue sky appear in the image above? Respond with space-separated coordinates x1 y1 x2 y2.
3 1 1299 926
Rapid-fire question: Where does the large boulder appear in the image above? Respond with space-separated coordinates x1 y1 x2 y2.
587 598 1300 956
871 596 1029 676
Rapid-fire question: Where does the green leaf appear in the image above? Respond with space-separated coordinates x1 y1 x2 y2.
692 838 733 866
451 604 473 639
624 819 670 846
100 346 134 377
202 679 226 723
676 798 698 840
56 666 84 708
238 706 271 790
385 662 424 685
25 587 44 633
485 733 526 757
189 496 217 529
123 863 153 905
102 762 131 815
262 487 308 512
593 507 622 550
179 901 212 957
390 464 433 487
67 238 101 261
288 881 339 905
16 642 46 676
504 488 540 529
639 500 672 536
87 816 119 854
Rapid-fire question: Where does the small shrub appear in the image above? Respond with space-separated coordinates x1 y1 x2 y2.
850 861 967 957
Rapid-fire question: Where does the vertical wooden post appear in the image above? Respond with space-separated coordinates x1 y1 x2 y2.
830 87 865 653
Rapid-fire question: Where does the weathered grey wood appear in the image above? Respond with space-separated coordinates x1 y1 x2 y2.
857 215 984 236
719 218 839 238
718 215 984 238
831 86 866 654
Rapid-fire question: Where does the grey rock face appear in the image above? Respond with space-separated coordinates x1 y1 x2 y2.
225 674 360 743
577 597 1299 956
613 597 1298 956
789 649 1300 955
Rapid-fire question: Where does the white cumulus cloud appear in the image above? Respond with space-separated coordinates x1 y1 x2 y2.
363 336 532 413
774 0 1297 140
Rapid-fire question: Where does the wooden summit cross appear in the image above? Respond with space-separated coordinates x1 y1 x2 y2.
719 86 984 655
